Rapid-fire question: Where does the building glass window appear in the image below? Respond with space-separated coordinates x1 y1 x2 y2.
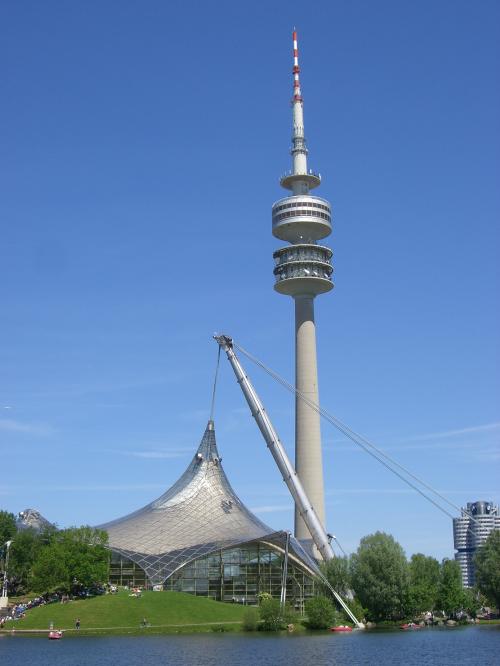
164 542 315 606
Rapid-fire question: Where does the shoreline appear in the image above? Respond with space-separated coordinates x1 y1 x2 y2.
2 620 498 637
0 621 244 637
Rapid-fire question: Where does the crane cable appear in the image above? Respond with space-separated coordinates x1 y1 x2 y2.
233 341 481 529
209 345 221 423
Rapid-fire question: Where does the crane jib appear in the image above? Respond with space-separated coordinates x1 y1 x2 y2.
213 334 364 629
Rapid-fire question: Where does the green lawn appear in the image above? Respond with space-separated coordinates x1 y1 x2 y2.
4 590 250 634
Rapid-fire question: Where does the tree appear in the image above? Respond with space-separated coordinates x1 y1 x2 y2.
319 556 351 598
9 528 50 594
30 526 109 594
0 510 17 587
407 553 440 615
30 540 70 593
305 596 336 629
474 529 500 610
350 532 409 621
0 510 17 547
436 559 466 617
58 526 109 590
462 587 481 618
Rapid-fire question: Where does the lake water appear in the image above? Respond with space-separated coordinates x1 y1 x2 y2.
1 626 498 666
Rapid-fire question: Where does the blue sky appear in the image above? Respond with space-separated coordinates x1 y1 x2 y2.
1 0 499 561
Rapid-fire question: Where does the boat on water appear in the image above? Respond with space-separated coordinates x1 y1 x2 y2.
331 625 353 632
400 623 422 630
48 630 63 639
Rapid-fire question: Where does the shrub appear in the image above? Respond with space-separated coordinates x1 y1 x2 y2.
259 597 283 631
210 624 227 632
259 598 296 631
305 596 335 629
282 602 297 626
242 607 259 631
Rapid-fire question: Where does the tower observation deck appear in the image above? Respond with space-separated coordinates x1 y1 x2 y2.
272 31 332 547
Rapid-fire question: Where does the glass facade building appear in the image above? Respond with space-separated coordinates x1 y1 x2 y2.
110 542 315 607
101 421 320 604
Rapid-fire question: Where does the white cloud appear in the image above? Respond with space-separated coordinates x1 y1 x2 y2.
326 488 413 496
325 439 499 454
235 485 290 498
325 488 500 497
404 422 500 442
179 408 211 422
0 419 53 436
249 504 291 514
28 375 180 399
9 483 165 493
323 421 500 454
474 449 500 462
102 445 193 459
125 450 189 460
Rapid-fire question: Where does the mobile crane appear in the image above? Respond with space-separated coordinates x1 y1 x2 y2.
214 334 364 628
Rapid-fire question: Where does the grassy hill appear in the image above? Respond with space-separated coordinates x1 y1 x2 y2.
5 591 250 634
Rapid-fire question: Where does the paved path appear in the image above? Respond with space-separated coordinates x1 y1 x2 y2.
1 620 243 634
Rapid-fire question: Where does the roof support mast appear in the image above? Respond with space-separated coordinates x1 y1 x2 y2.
214 334 364 628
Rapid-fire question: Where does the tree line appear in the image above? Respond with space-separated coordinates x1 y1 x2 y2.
320 530 500 622
1 509 498 620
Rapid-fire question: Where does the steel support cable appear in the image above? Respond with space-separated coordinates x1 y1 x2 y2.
233 342 480 529
331 535 348 558
314 568 362 627
209 346 222 422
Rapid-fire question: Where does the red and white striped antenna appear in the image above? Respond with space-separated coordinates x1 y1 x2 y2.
292 29 302 103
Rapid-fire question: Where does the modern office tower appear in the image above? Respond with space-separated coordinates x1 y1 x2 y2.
453 500 500 587
272 31 333 543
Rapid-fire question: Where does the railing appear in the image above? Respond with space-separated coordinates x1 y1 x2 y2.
274 244 332 267
280 169 321 180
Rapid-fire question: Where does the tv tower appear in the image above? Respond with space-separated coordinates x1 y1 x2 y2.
272 30 333 545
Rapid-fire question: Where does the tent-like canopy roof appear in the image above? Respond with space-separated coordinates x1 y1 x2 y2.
99 421 320 585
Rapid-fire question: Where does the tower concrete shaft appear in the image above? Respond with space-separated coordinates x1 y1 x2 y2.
294 295 325 539
271 30 333 550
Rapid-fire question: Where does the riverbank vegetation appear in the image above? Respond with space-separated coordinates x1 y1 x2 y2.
322 531 499 624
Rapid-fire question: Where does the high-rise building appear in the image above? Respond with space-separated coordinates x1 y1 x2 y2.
453 500 500 587
272 31 333 544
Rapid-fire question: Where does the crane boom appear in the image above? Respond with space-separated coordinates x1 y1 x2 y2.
215 334 334 560
214 335 364 628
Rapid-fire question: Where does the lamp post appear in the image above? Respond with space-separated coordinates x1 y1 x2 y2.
0 540 13 609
